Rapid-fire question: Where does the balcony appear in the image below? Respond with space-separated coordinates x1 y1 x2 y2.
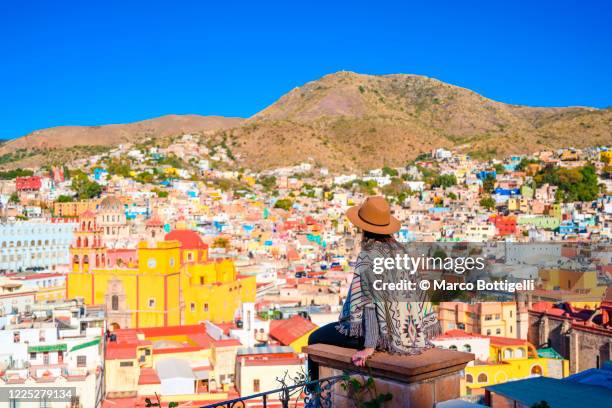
199 344 474 408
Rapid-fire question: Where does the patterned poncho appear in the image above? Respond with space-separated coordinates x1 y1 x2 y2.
336 239 441 354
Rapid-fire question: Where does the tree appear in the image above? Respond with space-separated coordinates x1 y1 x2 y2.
0 168 34 180
56 195 74 203
258 175 276 191
274 198 293 211
9 192 19 204
534 164 599 202
480 196 496 210
152 188 168 198
493 163 505 174
71 173 102 199
382 166 398 177
431 174 457 189
483 174 496 193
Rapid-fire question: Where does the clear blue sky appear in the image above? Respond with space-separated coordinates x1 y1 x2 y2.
1 0 610 140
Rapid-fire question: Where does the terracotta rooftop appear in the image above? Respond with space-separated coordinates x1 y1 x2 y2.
269 315 317 345
138 367 161 385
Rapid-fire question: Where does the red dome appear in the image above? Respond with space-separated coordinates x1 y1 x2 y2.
164 230 208 250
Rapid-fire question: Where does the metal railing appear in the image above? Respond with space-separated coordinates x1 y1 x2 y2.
201 375 345 408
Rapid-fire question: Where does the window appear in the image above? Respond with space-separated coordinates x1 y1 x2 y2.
466 374 473 383
13 331 20 343
510 325 513 334
495 314 500 320
477 373 488 383
70 396 80 408
200 277 204 285
486 329 491 336
449 345 457 351
148 298 156 308
77 355 86 367
111 295 119 311
145 349 151 356
30 352 36 360
190 303 195 312
120 361 134 367
496 328 501 335
204 303 209 312
485 315 492 321
462 344 472 353
253 379 260 392
509 310 513 318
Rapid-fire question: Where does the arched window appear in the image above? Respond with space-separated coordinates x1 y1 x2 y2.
73 255 80 265
504 349 514 359
466 374 473 384
111 295 119 311
462 344 472 353
95 254 100 267
531 365 542 375
84 237 89 248
515 348 526 358
449 345 457 351
76 237 81 248
83 255 89 265
477 373 488 383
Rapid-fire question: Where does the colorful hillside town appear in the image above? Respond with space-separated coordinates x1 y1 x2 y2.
0 143 610 407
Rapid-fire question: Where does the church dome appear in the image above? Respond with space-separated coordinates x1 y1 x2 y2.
98 196 124 213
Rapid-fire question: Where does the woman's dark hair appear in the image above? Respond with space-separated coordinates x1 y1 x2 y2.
361 230 397 249
362 230 395 241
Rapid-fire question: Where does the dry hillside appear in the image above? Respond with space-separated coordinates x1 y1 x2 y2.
2 72 610 172
223 71 610 171
0 114 243 154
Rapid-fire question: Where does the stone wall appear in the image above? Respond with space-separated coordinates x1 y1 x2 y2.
304 344 474 408
529 311 612 374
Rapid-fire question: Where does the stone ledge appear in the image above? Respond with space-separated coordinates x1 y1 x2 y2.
304 344 474 384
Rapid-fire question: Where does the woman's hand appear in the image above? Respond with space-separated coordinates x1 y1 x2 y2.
351 347 375 367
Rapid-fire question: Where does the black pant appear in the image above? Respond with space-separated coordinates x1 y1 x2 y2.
307 322 364 381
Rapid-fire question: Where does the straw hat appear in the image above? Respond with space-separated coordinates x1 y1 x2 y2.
346 196 401 234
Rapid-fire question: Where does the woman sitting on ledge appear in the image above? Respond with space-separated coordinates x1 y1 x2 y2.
308 196 441 380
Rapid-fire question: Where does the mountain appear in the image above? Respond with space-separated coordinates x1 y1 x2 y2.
223 71 610 171
2 72 610 172
0 114 244 153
